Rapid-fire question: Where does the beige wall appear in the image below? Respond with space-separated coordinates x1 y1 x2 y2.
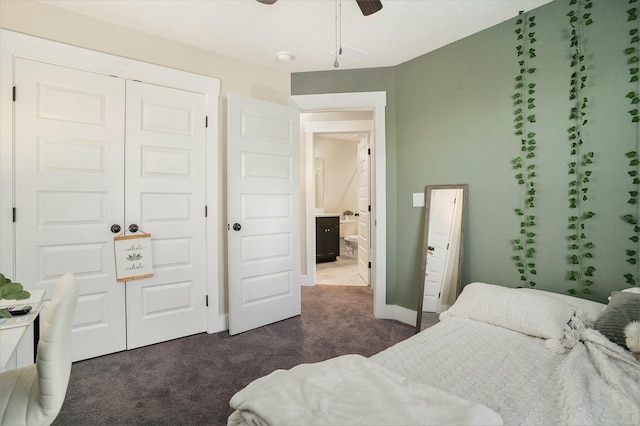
0 0 291 317
313 136 358 217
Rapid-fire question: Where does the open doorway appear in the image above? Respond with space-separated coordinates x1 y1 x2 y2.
311 126 371 287
292 92 392 320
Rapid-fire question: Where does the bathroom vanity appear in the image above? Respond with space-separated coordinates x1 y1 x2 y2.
316 215 340 262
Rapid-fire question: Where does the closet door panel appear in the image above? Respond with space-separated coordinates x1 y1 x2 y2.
124 81 207 349
14 59 127 361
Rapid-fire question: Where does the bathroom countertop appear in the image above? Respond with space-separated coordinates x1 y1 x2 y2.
315 213 339 217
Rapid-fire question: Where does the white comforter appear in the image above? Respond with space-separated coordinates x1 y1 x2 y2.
227 354 503 426
373 317 640 426
228 317 640 426
557 328 640 425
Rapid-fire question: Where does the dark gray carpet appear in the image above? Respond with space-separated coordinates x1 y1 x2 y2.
52 285 421 426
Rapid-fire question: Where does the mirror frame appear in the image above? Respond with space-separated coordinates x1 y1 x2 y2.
416 184 468 333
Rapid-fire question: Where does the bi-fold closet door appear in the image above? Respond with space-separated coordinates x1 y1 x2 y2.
14 58 207 361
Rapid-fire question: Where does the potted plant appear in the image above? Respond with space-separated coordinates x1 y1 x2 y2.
0 273 31 318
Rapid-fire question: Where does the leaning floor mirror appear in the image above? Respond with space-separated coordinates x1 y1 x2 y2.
416 184 468 333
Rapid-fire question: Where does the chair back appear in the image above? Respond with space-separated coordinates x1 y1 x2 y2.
34 273 79 419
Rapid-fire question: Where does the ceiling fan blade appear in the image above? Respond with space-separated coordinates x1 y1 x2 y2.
256 0 278 4
355 0 383 16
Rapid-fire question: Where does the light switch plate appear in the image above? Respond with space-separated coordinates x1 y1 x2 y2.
413 192 425 207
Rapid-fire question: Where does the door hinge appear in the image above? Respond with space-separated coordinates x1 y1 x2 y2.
367 148 371 155
12 207 16 222
205 205 208 218
368 205 371 212
12 86 16 102
447 243 450 249
438 291 441 299
368 261 372 269
205 116 208 128
206 295 209 307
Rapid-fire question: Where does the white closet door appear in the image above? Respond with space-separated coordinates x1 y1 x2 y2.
14 59 127 361
124 81 207 349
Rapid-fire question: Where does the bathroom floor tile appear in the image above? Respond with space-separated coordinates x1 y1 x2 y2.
316 256 367 286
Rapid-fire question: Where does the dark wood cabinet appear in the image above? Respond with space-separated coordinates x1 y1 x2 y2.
316 216 340 262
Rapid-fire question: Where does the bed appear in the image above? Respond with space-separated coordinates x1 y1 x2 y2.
227 283 640 425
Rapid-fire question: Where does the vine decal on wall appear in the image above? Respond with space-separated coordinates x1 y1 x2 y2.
566 0 595 295
513 11 538 287
624 0 640 287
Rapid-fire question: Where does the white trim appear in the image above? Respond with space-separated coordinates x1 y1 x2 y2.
0 30 224 364
291 92 393 320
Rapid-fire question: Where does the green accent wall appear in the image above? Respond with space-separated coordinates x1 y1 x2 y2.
292 0 635 308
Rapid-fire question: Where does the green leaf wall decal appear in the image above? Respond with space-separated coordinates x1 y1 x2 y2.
566 0 595 295
625 0 640 288
513 11 538 287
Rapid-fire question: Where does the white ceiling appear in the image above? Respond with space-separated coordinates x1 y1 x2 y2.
39 0 553 73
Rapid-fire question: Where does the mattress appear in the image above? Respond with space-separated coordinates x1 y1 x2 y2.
371 316 640 425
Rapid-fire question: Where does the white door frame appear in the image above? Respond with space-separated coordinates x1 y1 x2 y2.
291 92 393 320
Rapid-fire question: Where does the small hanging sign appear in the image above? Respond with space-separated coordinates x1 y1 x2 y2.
114 234 154 282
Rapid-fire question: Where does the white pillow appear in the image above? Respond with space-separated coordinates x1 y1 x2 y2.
518 288 606 323
440 282 578 340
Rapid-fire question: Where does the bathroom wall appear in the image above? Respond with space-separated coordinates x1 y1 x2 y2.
314 136 358 217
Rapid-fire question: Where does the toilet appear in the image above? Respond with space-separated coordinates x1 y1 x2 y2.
339 219 358 257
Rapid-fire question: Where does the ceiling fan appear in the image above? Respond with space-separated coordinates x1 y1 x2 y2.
256 0 383 16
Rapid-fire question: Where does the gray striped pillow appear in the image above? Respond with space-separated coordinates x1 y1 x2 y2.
594 291 640 350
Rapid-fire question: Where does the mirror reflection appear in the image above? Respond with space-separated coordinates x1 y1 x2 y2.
416 184 468 333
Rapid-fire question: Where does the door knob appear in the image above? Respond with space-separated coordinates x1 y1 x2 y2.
427 245 435 251
110 224 121 234
128 224 139 233
232 223 242 231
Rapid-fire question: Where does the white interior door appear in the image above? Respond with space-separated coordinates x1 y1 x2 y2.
423 189 458 313
357 136 370 284
227 94 300 335
14 59 127 361
124 81 208 349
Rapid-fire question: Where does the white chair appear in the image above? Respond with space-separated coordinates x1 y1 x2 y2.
0 273 79 426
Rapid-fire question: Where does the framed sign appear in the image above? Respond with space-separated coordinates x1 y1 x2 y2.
114 234 154 282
